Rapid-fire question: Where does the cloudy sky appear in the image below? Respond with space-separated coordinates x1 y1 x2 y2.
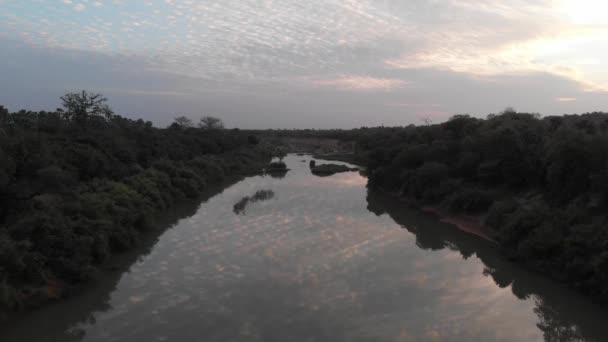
1 0 607 128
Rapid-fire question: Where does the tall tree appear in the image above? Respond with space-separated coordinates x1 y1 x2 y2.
199 116 224 130
60 90 114 123
0 105 8 137
173 116 194 128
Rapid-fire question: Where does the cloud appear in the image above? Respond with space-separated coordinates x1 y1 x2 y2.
0 0 607 128
382 1 608 92
556 97 577 102
2 0 606 91
386 103 442 108
311 77 407 91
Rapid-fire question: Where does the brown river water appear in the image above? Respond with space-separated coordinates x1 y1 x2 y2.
2 154 608 341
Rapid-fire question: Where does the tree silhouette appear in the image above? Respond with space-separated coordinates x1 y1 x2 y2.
173 116 194 128
199 116 224 130
60 90 114 123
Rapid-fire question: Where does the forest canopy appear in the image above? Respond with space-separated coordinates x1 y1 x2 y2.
0 92 268 311
351 110 608 305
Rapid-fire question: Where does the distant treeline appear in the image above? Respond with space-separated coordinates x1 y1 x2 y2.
241 128 361 145
0 92 268 312
352 110 608 304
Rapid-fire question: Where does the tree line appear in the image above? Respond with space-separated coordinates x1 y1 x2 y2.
0 91 267 312
350 109 608 305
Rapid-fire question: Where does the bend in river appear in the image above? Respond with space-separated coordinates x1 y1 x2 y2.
2 154 608 342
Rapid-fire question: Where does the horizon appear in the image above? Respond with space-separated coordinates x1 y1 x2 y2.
1 0 607 129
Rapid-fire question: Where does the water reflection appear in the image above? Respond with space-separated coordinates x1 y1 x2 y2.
2 155 608 342
266 170 287 179
366 190 608 342
315 172 367 187
233 190 275 215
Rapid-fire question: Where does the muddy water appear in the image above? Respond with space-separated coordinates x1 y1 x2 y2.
2 154 608 341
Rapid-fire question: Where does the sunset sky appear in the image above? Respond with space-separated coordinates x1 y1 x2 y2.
1 0 607 128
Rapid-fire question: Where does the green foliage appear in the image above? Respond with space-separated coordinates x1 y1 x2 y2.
0 92 270 311
356 110 608 304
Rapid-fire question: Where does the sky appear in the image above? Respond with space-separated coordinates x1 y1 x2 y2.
0 0 607 128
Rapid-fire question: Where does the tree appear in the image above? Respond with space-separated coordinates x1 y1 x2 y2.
60 91 114 123
173 116 193 129
501 106 517 115
0 105 8 123
0 105 8 137
199 116 224 130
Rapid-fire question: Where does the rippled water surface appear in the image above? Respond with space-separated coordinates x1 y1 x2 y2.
3 155 608 342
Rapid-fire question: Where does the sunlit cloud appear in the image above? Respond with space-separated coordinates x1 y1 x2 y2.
557 97 577 102
558 0 608 25
383 0 608 92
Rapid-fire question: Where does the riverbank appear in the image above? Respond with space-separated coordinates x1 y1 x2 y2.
0 146 271 319
0 99 280 317
377 182 608 309
420 206 495 242
368 183 608 307
0 175 250 328
355 112 608 306
372 187 495 243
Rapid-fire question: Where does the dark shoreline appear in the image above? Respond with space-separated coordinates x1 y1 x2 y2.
0 149 271 320
0 175 251 329
373 187 496 242
369 185 608 308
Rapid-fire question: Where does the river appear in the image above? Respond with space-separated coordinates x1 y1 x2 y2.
2 154 608 341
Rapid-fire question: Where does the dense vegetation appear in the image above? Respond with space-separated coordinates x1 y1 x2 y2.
352 109 608 304
0 92 269 312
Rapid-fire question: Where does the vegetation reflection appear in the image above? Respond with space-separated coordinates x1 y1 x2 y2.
366 190 608 342
233 190 276 215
